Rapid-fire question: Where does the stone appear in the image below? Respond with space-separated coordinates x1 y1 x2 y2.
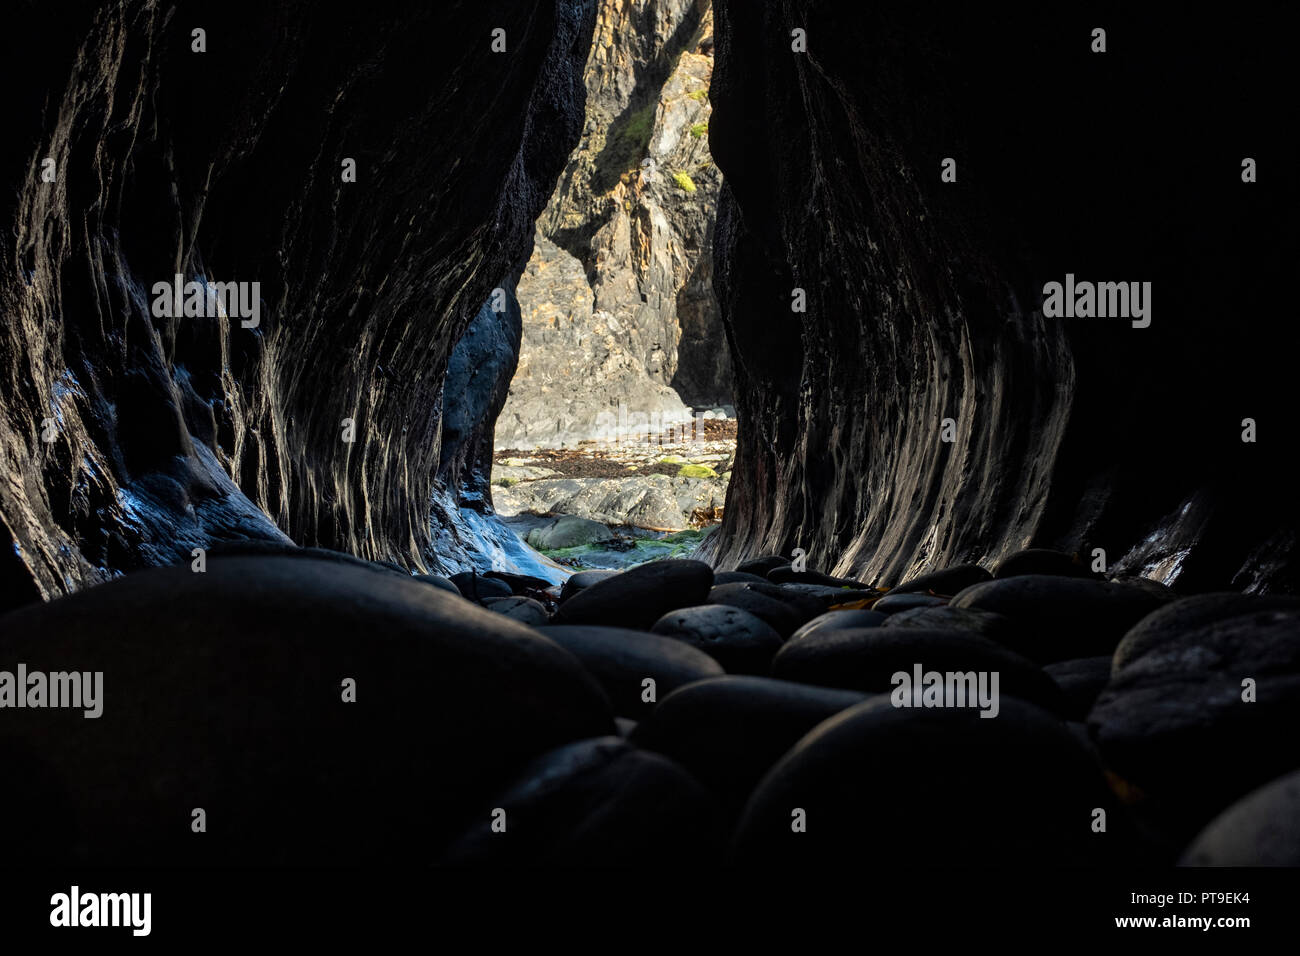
438 737 722 865
559 569 620 602
771 627 1066 713
712 571 771 586
539 625 724 717
735 555 790 577
881 605 1019 644
705 583 805 638
789 609 888 643
550 559 714 630
951 575 1171 663
766 566 864 588
450 571 514 603
631 676 869 815
1179 768 1300 866
1043 656 1112 721
994 548 1096 580
872 592 949 614
650 605 784 674
415 573 461 596
1113 593 1300 673
482 596 551 626
731 696 1109 864
892 564 992 596
525 515 615 550
0 555 614 864
1088 608 1300 841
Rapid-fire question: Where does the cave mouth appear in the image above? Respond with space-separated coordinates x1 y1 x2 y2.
483 0 736 578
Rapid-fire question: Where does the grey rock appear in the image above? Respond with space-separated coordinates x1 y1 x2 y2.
651 604 784 674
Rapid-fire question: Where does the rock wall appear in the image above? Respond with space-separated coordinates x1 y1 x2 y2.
701 1 1296 592
0 0 596 609
497 0 732 448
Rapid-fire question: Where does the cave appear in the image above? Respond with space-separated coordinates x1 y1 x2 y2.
1 0 1298 899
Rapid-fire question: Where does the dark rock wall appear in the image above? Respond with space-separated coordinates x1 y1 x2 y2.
0 0 596 608
701 1 1296 591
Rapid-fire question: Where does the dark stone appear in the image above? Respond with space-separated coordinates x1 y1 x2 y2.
881 605 1019 644
1180 769 1300 866
1113 593 1300 672
731 696 1109 864
1043 656 1113 721
415 573 461 596
539 625 725 718
551 559 714 630
482 596 550 626
451 571 513 603
735 555 790 577
438 737 723 865
994 549 1096 580
713 571 772 586
485 570 554 594
559 569 620 602
951 575 1171 663
650 605 784 675
771 627 1066 713
766 566 864 588
872 592 949 614
1089 608 1300 841
892 564 992 596
631 676 869 815
789 609 888 643
704 583 803 638
0 555 613 864
774 584 881 608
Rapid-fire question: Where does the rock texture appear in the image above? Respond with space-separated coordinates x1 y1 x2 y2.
496 0 732 449
0 0 597 608
699 2 1296 592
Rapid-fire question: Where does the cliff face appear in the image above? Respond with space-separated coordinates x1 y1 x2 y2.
497 0 731 448
702 2 1296 591
0 0 596 608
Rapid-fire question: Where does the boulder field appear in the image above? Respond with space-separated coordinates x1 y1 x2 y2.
3 545 1295 866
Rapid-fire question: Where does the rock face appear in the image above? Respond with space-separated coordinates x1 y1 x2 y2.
699 3 1296 592
496 0 732 449
0 0 597 609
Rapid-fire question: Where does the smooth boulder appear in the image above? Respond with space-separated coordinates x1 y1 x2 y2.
1179 768 1300 866
550 560 714 630
651 605 784 674
539 625 724 717
892 563 991 596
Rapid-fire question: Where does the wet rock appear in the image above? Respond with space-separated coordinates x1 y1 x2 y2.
735 555 790 577
551 559 714 630
650 605 784 674
705 583 808 638
539 625 724 717
771 627 1065 712
731 696 1108 864
881 605 1019 644
713 571 771 586
1180 768 1300 866
0 555 613 864
1089 608 1300 840
525 515 615 550
766 566 864 588
1043 656 1112 721
559 569 620 602
995 549 1096 580
484 570 555 594
892 564 992 596
1113 593 1300 673
439 737 722 864
790 609 888 642
631 676 869 814
952 575 1170 663
450 571 514 603
415 573 461 597
872 592 949 614
483 596 551 626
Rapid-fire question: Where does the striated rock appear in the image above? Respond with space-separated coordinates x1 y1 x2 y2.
699 3 1296 592
0 0 598 608
494 472 725 532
